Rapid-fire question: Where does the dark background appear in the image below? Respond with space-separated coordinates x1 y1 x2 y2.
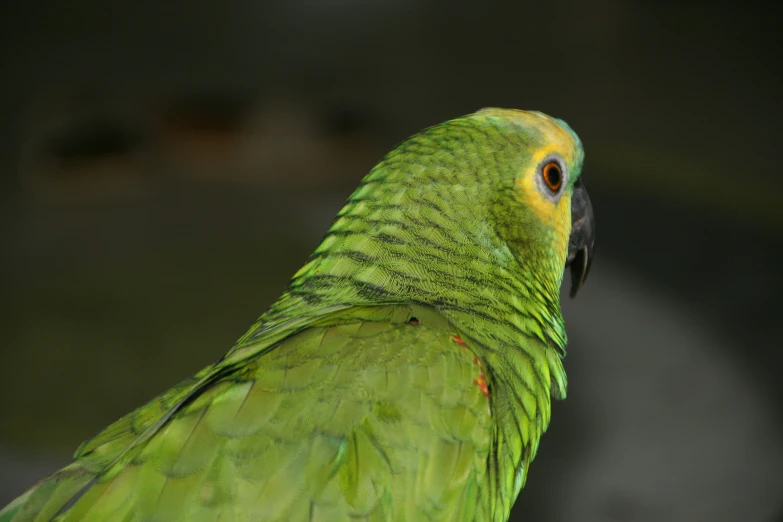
1 1 782 521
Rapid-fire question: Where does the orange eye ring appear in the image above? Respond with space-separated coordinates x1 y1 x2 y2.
542 161 563 192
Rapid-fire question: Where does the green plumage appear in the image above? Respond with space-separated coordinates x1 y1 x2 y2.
1 108 589 522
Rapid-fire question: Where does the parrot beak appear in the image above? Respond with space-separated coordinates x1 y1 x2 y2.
566 179 595 298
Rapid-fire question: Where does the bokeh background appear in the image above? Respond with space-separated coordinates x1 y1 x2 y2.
1 1 782 520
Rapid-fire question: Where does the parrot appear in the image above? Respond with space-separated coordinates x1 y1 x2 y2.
0 107 595 522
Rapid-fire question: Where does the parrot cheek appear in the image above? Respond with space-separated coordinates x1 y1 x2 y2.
514 173 571 266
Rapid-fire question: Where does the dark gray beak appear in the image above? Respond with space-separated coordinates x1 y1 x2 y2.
566 179 595 298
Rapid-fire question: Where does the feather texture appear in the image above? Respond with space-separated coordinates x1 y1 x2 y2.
1 108 586 522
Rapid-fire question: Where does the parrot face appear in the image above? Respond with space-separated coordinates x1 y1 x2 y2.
469 108 594 301
1 108 594 522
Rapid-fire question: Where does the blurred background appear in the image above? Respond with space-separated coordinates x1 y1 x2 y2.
1 1 782 520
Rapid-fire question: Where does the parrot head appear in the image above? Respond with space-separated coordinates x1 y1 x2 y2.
295 107 595 303
472 108 595 298
268 107 594 350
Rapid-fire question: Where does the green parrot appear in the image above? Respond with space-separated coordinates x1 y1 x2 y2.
1 107 595 522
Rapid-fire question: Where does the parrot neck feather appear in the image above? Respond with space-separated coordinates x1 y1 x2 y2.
236 113 570 397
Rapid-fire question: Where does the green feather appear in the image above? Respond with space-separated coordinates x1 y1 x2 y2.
1 108 585 522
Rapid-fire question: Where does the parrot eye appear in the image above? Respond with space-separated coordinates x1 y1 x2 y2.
534 154 568 202
542 161 563 192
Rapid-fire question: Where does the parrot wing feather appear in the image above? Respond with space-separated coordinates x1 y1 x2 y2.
4 304 496 522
